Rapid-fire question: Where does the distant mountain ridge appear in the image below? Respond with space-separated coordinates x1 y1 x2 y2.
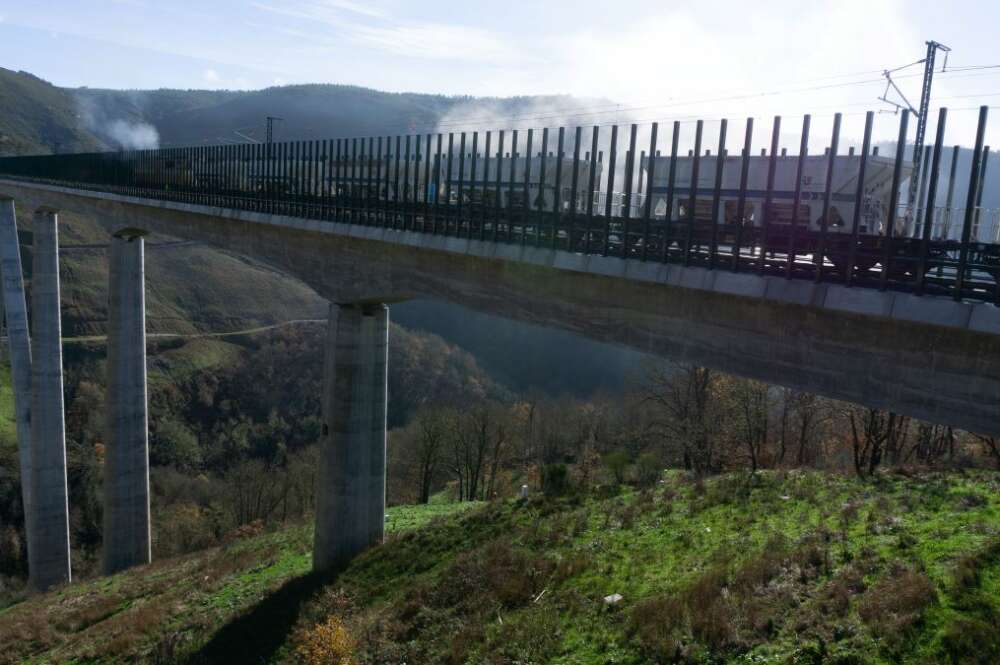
0 67 604 155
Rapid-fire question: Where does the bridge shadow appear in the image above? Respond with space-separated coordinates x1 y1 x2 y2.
186 568 337 665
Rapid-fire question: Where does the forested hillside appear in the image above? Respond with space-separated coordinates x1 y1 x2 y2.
0 69 104 155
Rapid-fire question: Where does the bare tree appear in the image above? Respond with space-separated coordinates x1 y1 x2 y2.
447 403 509 501
906 423 954 466
847 407 909 477
730 379 769 473
973 434 1000 468
413 409 447 503
644 364 721 476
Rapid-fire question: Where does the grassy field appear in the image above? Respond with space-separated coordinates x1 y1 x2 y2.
0 501 482 665
1 472 998 664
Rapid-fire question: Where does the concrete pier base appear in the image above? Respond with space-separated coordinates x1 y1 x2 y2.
313 302 388 572
0 199 34 575
29 208 71 591
102 231 151 575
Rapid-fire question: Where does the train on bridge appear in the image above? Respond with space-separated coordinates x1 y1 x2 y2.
171 146 993 283
1 117 996 299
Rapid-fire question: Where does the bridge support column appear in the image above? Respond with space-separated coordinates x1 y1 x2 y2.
29 208 71 591
313 302 388 572
102 231 151 575
0 199 34 581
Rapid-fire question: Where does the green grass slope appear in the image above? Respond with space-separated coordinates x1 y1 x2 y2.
2 472 998 664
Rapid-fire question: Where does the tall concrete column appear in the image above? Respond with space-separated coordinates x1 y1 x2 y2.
313 302 388 572
102 230 150 575
0 198 34 576
29 207 71 591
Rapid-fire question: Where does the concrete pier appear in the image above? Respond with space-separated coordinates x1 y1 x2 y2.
102 231 151 575
0 199 34 573
313 302 388 572
29 208 71 591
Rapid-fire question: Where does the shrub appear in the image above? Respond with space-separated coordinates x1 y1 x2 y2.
857 563 936 654
541 464 570 497
628 594 686 661
635 452 661 487
604 450 630 485
481 605 562 664
295 616 355 665
938 617 1000 664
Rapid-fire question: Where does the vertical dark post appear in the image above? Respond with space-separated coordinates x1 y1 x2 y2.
622 124 638 257
423 134 432 230
310 141 318 218
603 125 618 256
285 141 292 216
270 141 277 214
480 130 491 241
522 128 533 246
266 143 274 212
468 132 477 238
709 119 727 269
944 145 960 233
568 127 582 251
455 132 465 236
663 121 680 263
586 126 599 254
973 145 990 249
301 141 308 217
350 138 358 222
539 128 548 246
446 133 455 234
816 113 842 282
642 123 658 261
976 146 990 209
552 127 564 227
846 111 874 286
880 111 909 290
917 145 933 214
493 130 504 242
291 142 298 216
758 116 781 275
382 137 391 226
334 139 342 222
507 130 519 242
401 135 411 230
786 115 810 278
367 137 376 225
916 109 947 294
954 106 989 301
684 120 703 266
458 132 466 236
433 134 443 233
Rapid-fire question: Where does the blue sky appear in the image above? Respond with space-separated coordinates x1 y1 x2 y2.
0 0 997 141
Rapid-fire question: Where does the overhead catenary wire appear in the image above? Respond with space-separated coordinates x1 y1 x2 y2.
338 68 1000 137
157 63 1000 146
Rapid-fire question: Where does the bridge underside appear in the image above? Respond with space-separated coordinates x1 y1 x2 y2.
3 180 999 436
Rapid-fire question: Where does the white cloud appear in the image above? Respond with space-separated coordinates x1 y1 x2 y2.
251 0 515 64
350 23 519 63
251 0 386 25
202 68 220 83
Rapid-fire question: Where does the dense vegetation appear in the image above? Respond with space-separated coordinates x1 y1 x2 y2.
1 472 998 664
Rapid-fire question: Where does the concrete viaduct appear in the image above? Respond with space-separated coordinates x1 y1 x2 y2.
2 177 999 591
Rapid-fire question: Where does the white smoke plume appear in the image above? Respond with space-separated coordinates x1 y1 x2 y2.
104 119 160 149
75 91 161 150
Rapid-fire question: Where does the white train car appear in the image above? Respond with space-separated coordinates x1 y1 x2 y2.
641 153 912 236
